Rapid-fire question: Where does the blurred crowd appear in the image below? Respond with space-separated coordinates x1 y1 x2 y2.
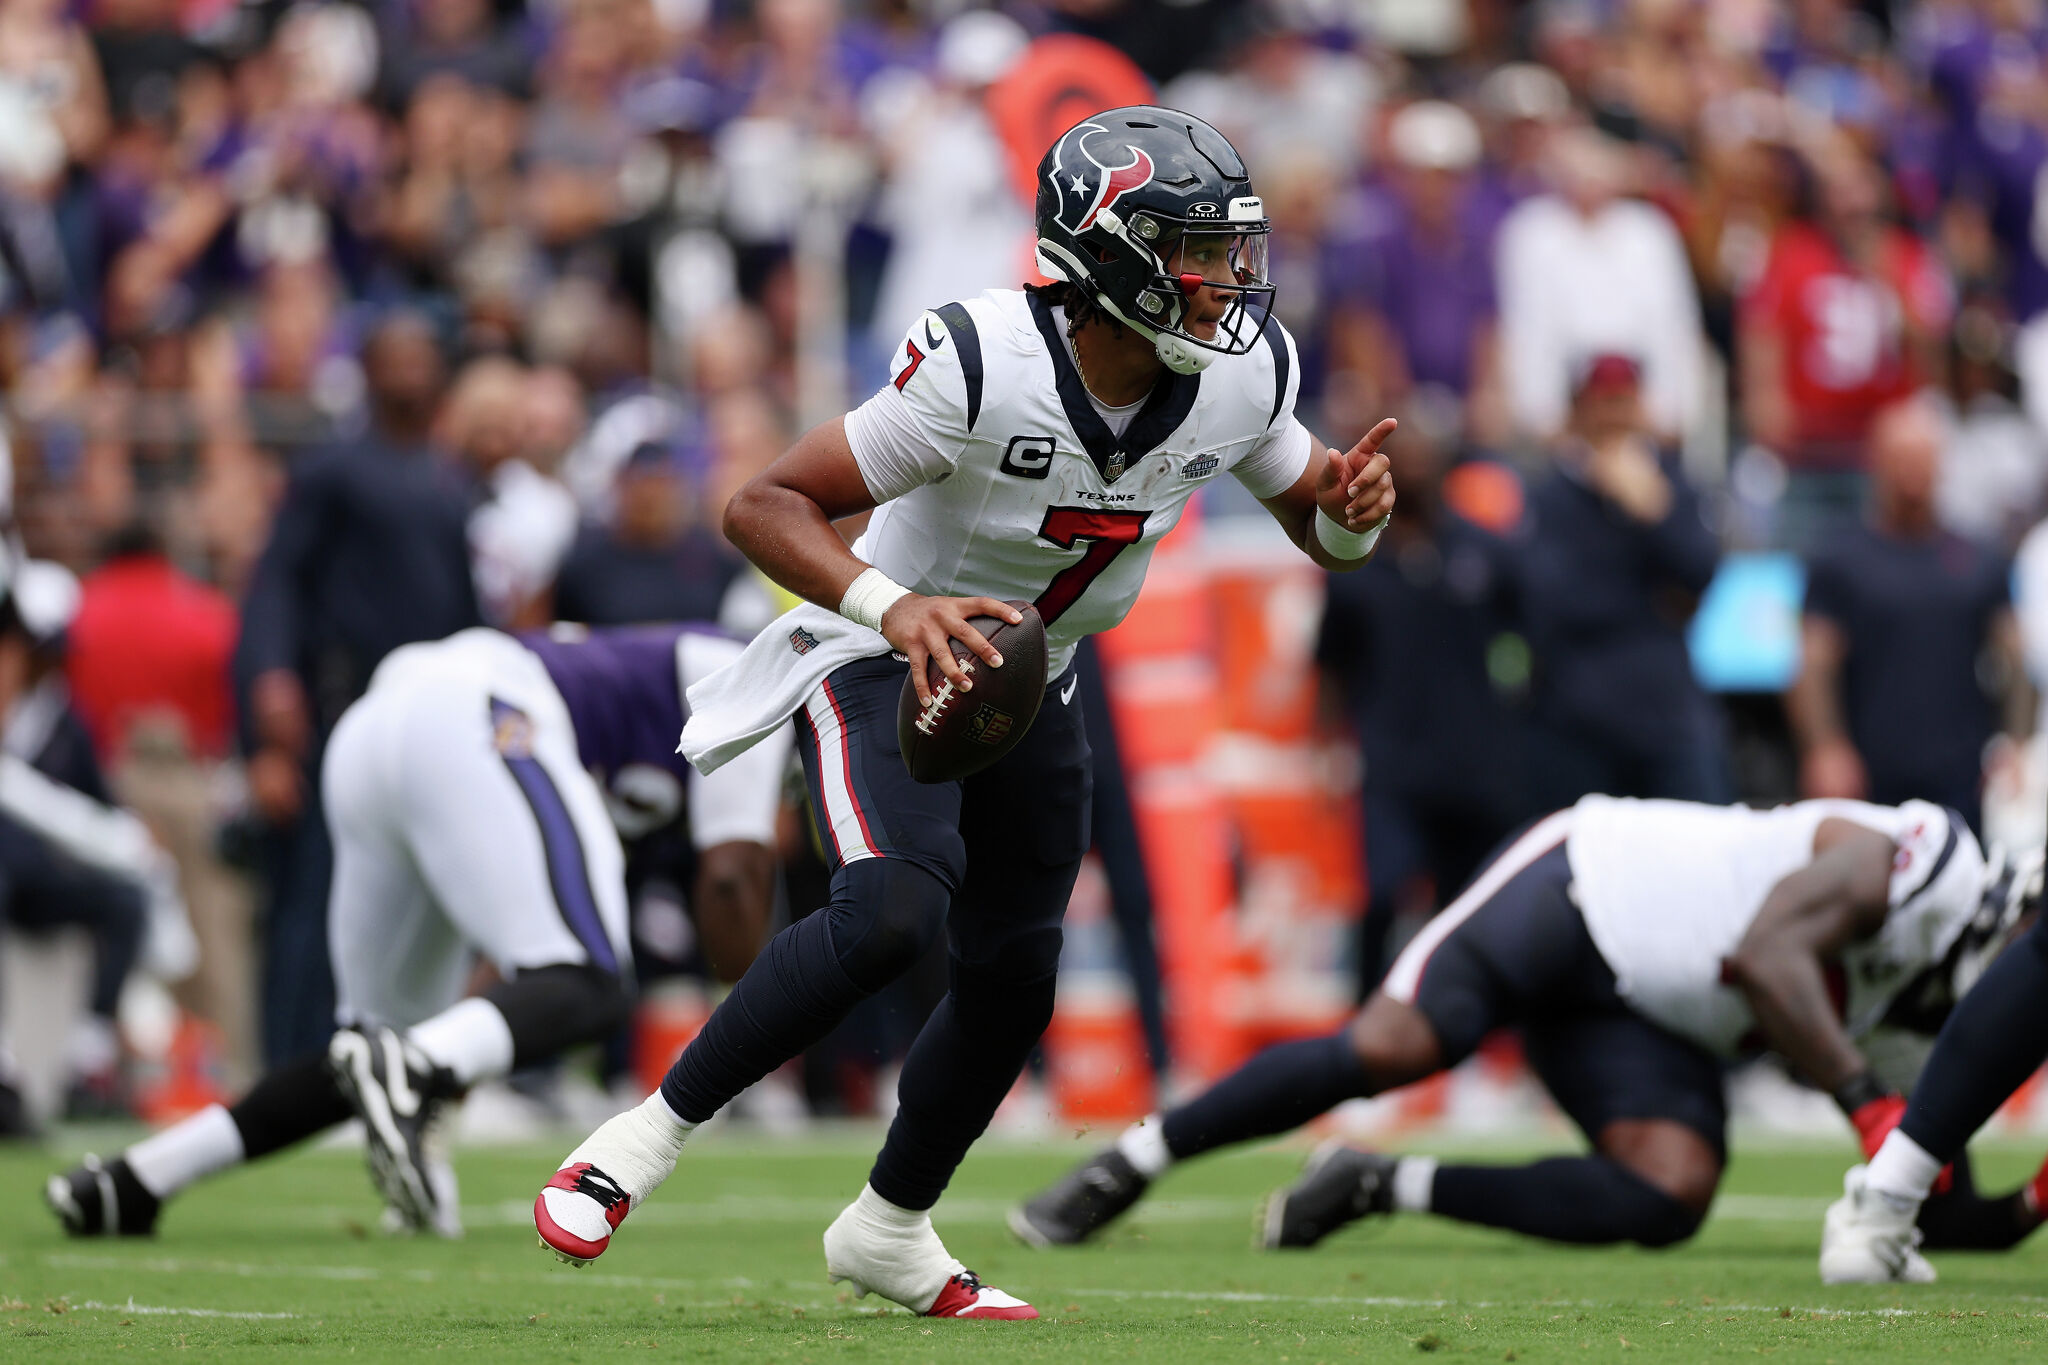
7 0 2048 1124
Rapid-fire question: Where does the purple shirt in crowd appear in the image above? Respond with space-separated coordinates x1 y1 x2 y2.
1324 183 1500 396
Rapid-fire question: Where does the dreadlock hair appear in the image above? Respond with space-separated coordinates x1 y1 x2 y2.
1022 279 1123 342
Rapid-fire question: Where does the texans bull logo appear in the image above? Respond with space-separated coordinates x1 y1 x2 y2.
1048 120 1156 235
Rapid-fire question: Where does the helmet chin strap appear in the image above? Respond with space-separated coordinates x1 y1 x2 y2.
1151 332 1213 375
1093 291 1217 375
1036 238 1219 376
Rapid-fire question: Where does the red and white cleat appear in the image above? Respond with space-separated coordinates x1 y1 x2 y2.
533 1094 692 1267
823 1183 1037 1319
922 1270 1037 1320
534 1162 632 1266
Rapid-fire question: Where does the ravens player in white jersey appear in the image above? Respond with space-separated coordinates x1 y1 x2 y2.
532 106 1398 1319
46 625 785 1239
1015 797 2048 1257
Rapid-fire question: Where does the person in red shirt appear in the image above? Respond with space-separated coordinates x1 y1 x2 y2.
67 525 238 763
67 523 252 1081
1740 144 1951 544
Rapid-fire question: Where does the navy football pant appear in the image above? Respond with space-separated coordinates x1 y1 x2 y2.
1899 913 2048 1163
663 653 1090 1210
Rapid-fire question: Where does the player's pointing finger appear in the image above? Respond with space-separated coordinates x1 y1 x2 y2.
1350 418 1398 460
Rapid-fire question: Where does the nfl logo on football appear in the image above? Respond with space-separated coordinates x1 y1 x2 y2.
966 704 1014 747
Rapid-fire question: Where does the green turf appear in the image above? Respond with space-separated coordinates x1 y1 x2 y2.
4 1128 2048 1362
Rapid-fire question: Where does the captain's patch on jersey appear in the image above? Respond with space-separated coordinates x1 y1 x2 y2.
1000 435 1057 480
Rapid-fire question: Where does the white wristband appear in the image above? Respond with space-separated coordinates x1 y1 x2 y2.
1315 507 1388 560
838 566 912 632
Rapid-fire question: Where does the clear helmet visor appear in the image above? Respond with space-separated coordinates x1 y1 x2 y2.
1152 228 1274 355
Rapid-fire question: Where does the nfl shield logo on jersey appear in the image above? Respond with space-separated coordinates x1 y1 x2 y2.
789 626 820 656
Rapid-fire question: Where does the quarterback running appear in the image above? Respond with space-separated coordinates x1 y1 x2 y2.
1015 796 2048 1256
47 623 786 1238
531 106 1398 1319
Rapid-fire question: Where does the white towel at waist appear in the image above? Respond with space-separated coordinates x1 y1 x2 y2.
679 602 893 774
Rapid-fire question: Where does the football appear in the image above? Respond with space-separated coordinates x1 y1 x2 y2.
896 600 1049 783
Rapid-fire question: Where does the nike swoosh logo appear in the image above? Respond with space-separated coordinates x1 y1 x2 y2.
1060 676 1078 705
380 1032 421 1117
924 319 943 350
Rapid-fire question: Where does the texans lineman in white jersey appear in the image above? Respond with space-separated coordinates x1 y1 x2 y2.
532 106 1398 1320
1016 797 2048 1257
46 624 787 1239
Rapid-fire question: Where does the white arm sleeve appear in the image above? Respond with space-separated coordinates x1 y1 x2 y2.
1232 415 1314 499
844 384 961 504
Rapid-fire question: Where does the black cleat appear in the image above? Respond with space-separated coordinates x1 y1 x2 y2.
1261 1141 1396 1248
1009 1148 1149 1247
327 1024 460 1233
47 1155 160 1237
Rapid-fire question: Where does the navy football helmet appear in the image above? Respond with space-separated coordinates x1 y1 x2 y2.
1034 106 1274 374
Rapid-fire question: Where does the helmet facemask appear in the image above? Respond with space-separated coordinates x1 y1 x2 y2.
1033 108 1277 374
1112 211 1274 371
1040 211 1275 375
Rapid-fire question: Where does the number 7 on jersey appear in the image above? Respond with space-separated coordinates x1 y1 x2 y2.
1034 507 1149 627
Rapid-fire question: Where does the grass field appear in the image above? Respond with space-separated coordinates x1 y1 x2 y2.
5 1127 2048 1362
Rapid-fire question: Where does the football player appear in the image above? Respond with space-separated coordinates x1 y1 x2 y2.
531 106 1398 1321
1821 859 2048 1282
1014 796 2048 1257
46 623 786 1238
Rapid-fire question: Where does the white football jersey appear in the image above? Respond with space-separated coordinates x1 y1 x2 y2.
847 287 1311 675
1567 795 1985 1057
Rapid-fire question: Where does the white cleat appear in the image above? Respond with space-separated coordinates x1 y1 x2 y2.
533 1095 690 1265
823 1185 1036 1320
1819 1165 1937 1285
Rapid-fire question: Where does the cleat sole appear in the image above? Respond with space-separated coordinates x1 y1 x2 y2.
540 1234 593 1267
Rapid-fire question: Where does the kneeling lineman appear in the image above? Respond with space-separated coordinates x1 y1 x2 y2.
46 624 787 1237
1017 795 2047 1255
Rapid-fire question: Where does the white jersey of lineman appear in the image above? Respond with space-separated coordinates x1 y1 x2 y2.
680 287 1310 772
325 628 787 1030
1567 795 1985 1057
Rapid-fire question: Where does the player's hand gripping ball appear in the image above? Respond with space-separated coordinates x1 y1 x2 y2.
896 601 1048 783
